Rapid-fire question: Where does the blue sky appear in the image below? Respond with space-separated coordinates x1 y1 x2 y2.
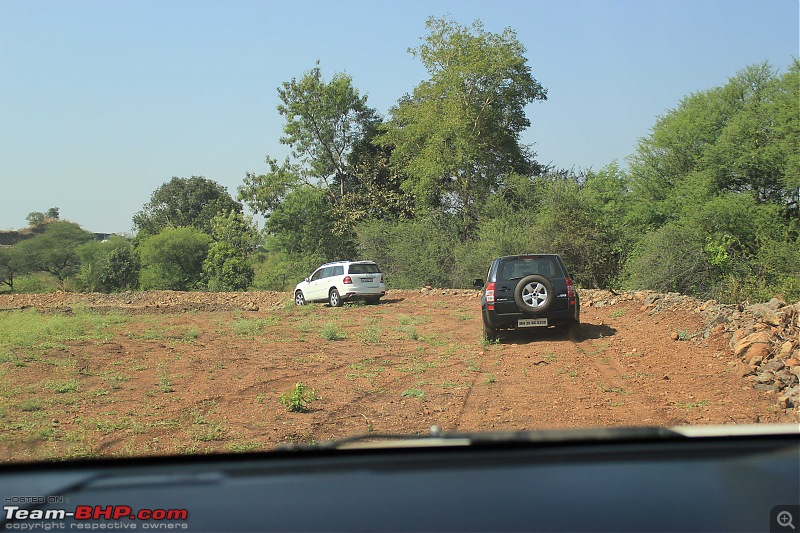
1 0 797 233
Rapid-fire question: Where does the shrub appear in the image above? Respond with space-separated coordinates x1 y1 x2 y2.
279 382 317 412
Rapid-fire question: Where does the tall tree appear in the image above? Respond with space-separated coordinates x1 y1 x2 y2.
378 16 547 237
239 63 380 218
14 221 94 286
0 246 26 291
134 176 242 237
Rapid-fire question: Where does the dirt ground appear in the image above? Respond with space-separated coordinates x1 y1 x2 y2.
0 289 797 462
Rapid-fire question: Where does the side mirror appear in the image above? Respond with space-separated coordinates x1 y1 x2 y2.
472 279 485 289
304 277 310 283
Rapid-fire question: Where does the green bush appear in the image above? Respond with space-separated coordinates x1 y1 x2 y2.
250 251 326 292
138 227 212 291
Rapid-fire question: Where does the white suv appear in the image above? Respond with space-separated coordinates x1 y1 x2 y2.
294 261 386 307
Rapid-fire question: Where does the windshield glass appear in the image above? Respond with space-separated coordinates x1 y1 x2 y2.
0 0 798 466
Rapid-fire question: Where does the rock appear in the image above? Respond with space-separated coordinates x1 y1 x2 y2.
699 299 717 312
744 343 771 363
734 331 772 358
779 342 795 358
643 294 660 306
785 358 800 368
670 332 680 341
748 355 764 367
777 395 794 409
762 359 785 373
753 373 774 384
737 363 754 378
753 383 781 392
766 295 787 310
775 370 799 388
746 302 783 326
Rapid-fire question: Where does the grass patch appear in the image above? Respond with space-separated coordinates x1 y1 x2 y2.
400 388 426 400
156 362 174 393
358 325 382 344
398 325 419 340
346 358 385 383
321 322 346 341
0 308 128 359
397 314 429 326
18 399 43 412
676 400 709 409
231 316 280 337
43 379 80 394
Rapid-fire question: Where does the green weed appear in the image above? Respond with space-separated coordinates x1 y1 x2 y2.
321 322 346 341
279 382 317 412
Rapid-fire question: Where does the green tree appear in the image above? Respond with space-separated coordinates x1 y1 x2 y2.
138 227 212 291
134 176 242 237
378 16 547 237
627 62 798 229
357 215 459 288
0 246 26 292
239 63 379 215
101 243 140 292
202 211 259 292
264 186 352 260
203 242 254 292
276 62 380 206
14 221 94 287
25 207 60 227
209 210 260 256
75 236 138 293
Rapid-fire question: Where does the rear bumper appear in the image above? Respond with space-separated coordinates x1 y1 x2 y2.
342 290 385 301
482 306 578 329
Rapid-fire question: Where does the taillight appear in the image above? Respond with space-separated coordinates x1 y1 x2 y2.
380 274 384 283
566 278 576 303
343 276 352 284
485 282 496 303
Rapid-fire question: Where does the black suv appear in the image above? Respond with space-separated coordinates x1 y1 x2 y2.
473 254 580 341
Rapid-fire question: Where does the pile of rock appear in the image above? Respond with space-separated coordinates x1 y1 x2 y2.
586 290 800 411
723 297 800 409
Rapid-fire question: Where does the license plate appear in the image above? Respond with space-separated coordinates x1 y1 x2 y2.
518 318 548 327
361 277 373 282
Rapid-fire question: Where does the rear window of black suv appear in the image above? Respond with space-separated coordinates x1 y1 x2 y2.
497 256 563 280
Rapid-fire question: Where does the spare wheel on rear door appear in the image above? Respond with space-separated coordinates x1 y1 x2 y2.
513 275 554 313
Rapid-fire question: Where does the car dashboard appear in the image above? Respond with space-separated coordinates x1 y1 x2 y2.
1 425 798 532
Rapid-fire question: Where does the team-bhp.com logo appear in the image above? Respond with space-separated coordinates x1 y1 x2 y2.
4 505 189 529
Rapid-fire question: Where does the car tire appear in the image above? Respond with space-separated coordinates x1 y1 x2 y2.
294 291 306 306
567 319 582 342
329 288 343 307
483 321 497 342
514 275 554 313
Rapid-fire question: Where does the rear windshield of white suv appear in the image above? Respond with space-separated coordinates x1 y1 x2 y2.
348 263 380 274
